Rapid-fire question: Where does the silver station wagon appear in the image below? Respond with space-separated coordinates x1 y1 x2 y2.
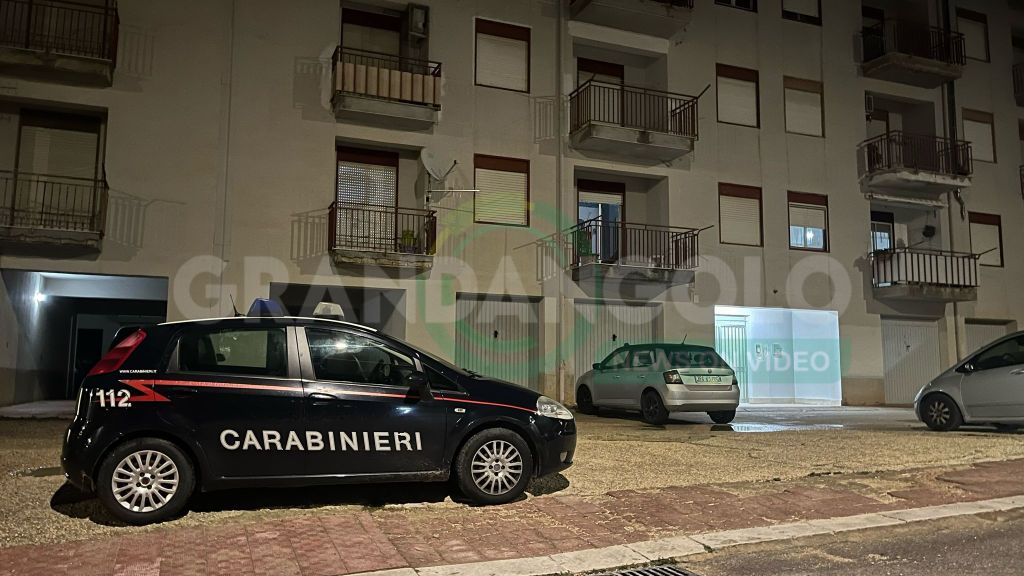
915 331 1024 431
575 344 740 425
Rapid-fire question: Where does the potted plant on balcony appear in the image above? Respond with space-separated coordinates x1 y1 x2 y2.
398 229 419 253
575 230 597 266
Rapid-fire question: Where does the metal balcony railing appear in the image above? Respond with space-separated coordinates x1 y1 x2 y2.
332 46 442 109
0 0 118 62
871 247 979 289
566 217 701 270
859 131 972 178
0 171 108 233
1014 63 1024 107
568 80 699 139
861 19 965 66
328 201 436 256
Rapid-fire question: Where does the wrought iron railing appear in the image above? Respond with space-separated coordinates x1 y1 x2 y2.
566 217 701 270
871 247 979 289
0 0 118 62
568 80 699 139
1014 63 1024 107
328 201 436 256
861 19 965 66
0 171 108 233
332 46 442 109
858 131 972 177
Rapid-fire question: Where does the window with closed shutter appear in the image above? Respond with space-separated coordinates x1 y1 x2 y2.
957 9 989 62
717 65 759 128
719 184 762 246
783 0 820 24
969 212 1002 267
784 78 823 137
336 148 398 252
18 113 100 180
963 109 995 163
475 19 530 93
474 155 529 226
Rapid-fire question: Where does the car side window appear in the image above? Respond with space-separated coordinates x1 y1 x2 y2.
425 365 460 392
177 327 287 377
306 328 416 386
631 349 655 368
973 336 1024 371
602 348 629 369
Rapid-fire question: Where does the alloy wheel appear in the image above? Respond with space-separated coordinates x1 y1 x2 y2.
111 449 179 513
470 439 523 496
927 399 950 426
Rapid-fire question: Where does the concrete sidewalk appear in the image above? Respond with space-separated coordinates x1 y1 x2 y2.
0 400 74 419
2 458 1023 576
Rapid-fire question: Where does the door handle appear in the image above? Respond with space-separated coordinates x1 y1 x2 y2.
308 392 339 405
613 375 621 379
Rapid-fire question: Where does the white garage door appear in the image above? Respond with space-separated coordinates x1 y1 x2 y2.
573 301 660 376
455 295 541 390
965 321 1010 356
882 318 941 405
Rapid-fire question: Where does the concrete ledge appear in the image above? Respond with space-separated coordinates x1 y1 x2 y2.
359 494 1024 576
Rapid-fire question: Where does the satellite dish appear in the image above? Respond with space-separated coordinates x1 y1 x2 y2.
420 148 455 182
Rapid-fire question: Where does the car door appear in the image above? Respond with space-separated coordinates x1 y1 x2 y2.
298 327 447 477
960 334 1024 421
619 347 656 409
163 324 305 480
592 347 630 407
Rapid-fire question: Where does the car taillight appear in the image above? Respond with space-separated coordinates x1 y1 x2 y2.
87 329 147 376
664 371 682 384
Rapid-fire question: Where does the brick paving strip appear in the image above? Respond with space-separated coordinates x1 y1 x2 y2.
2 459 1023 576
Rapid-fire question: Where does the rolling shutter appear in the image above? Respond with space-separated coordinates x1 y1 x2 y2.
336 161 397 206
963 111 994 163
476 20 530 92
336 148 398 251
18 116 99 179
784 78 823 137
969 213 1002 267
719 184 762 246
789 204 826 229
474 155 529 226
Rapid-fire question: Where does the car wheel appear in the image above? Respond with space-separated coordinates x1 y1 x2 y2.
640 389 669 425
97 438 195 525
576 385 597 415
455 428 533 505
708 410 736 424
921 394 963 432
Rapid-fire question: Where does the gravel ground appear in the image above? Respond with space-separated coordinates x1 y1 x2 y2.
2 413 1023 548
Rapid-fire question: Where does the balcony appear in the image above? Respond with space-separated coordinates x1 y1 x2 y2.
331 47 442 130
569 80 699 163
871 247 978 302
1014 64 1024 107
0 0 118 87
568 0 693 38
328 201 436 270
857 131 972 207
561 218 703 293
0 171 107 253
859 20 965 88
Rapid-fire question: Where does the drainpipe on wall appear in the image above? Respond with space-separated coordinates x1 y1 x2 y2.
555 0 566 403
216 0 237 315
941 0 963 360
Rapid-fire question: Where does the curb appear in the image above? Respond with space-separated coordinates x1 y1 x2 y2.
358 494 1024 576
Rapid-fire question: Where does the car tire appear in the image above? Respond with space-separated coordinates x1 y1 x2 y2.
576 385 598 415
640 389 669 425
708 410 736 424
455 428 533 505
921 394 963 432
96 438 195 525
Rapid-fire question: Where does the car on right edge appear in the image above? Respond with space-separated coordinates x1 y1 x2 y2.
915 331 1024 431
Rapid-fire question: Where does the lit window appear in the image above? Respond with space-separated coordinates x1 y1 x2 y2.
788 192 828 251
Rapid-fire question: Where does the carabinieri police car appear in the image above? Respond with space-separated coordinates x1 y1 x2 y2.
62 309 576 524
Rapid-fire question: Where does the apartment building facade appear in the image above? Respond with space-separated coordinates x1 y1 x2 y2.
0 0 1021 407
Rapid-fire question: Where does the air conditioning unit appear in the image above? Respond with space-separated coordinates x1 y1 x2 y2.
864 94 875 120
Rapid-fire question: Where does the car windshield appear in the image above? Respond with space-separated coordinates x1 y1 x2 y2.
664 347 730 369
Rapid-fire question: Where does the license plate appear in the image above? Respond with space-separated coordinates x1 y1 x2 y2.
693 376 722 383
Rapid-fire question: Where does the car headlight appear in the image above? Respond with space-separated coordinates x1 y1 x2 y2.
536 396 574 420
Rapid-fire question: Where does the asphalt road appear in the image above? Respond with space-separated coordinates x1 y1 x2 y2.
681 508 1024 576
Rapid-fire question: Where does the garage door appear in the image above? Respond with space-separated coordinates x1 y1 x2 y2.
965 321 1010 355
574 301 660 376
881 318 941 405
455 295 541 390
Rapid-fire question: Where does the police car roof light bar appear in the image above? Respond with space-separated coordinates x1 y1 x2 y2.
247 298 286 318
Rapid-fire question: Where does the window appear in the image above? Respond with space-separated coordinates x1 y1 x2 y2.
601 348 630 369
341 8 401 55
474 154 529 226
630 348 656 368
305 328 416 386
717 64 759 128
969 212 1003 267
782 0 820 25
475 19 530 93
716 0 757 12
18 109 102 179
578 179 624 263
963 109 995 163
784 77 824 137
719 183 763 246
870 211 894 252
177 328 287 377
336 147 399 250
956 8 989 62
664 347 729 369
972 335 1024 371
577 58 623 86
788 192 828 251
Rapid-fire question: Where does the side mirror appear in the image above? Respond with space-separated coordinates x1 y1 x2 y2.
958 362 975 374
592 363 602 371
404 371 432 399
